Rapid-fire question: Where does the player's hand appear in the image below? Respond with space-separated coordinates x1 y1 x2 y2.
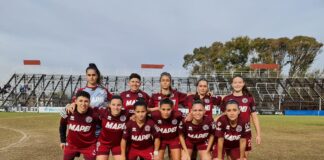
187 92 195 96
256 135 261 145
237 158 246 160
181 152 191 160
60 143 65 150
184 112 193 122
120 155 126 160
153 155 159 160
66 103 76 114
130 115 136 121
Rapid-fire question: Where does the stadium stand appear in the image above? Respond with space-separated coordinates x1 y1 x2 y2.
0 73 323 114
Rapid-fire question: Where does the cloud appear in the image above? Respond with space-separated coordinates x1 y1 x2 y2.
0 0 323 84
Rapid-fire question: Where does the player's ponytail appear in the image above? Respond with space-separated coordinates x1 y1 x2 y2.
86 63 102 85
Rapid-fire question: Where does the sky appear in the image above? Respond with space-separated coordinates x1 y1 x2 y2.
1 0 324 84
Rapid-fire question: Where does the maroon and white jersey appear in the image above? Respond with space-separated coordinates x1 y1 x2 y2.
186 94 222 118
59 107 99 148
149 89 187 111
150 110 183 140
221 94 256 123
97 108 131 146
122 119 160 150
120 90 150 113
72 85 113 108
179 116 214 144
215 115 250 149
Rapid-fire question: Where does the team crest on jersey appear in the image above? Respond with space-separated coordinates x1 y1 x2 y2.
126 94 130 98
145 125 151 132
217 122 222 126
132 127 137 132
138 93 143 97
242 98 248 103
204 98 210 104
188 126 193 131
157 120 162 124
203 124 209 130
172 119 178 125
158 96 161 100
85 116 93 123
236 125 242 132
120 115 126 122
70 116 74 121
226 125 230 130
107 116 112 120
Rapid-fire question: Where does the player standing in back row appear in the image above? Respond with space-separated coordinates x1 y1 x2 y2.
148 72 187 113
220 75 261 158
120 73 150 114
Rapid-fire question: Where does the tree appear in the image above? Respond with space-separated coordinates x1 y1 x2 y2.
183 36 322 76
287 36 323 77
251 37 289 74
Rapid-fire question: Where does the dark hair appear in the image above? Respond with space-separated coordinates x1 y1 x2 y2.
111 95 123 104
133 99 147 110
75 91 91 100
231 75 252 97
86 63 102 85
159 98 174 108
225 99 240 110
129 73 141 81
192 98 205 109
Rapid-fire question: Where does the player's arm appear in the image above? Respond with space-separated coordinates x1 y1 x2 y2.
207 122 216 152
251 112 261 144
121 123 130 160
217 137 224 160
120 138 127 160
239 138 247 159
179 133 190 160
148 107 159 112
206 134 214 152
153 138 160 160
59 117 67 150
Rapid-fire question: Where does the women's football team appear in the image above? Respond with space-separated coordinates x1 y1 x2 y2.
59 63 261 160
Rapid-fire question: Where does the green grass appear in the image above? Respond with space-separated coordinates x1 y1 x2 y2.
0 112 323 160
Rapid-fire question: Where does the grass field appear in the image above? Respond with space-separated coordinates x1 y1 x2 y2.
0 112 324 160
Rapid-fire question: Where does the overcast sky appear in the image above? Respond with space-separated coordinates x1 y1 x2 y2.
1 0 324 84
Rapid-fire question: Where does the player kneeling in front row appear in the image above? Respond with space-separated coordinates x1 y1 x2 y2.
179 99 215 160
59 91 99 160
150 98 183 160
121 100 160 160
213 100 249 160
